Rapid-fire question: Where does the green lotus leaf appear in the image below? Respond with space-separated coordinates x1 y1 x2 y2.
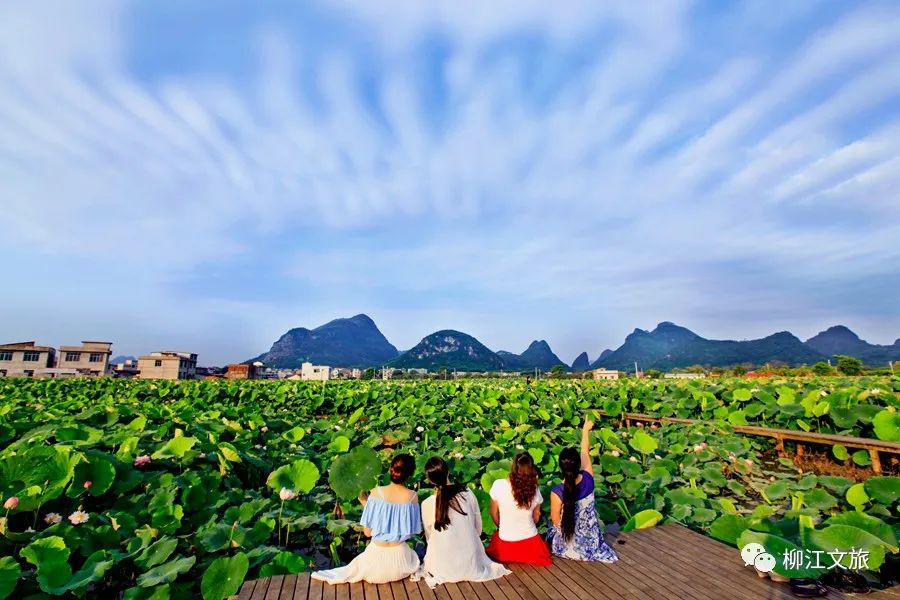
268 459 320 496
259 551 309 578
137 555 196 587
864 476 899 506
803 488 837 511
20 536 72 594
709 514 749 546
629 430 658 455
872 408 899 442
824 512 898 552
846 483 869 509
201 552 248 600
807 525 889 570
0 556 21 600
151 436 197 460
851 450 871 466
622 509 663 532
328 447 380 500
282 426 305 443
328 435 351 453
832 444 850 461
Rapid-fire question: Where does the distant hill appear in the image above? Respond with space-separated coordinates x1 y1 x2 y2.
497 340 567 371
805 325 900 366
391 330 505 371
110 355 136 365
589 349 613 369
249 314 398 368
595 322 825 371
571 352 591 372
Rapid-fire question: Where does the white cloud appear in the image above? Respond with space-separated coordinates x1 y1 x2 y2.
0 1 898 362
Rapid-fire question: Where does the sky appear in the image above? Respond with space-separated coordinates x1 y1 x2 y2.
1 1 899 366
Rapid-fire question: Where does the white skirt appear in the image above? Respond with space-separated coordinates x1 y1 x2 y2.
311 542 421 585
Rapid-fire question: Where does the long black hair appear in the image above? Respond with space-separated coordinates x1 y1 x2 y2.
389 453 415 484
424 457 467 531
558 447 580 541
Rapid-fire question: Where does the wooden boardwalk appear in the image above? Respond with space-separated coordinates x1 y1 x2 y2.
236 524 900 600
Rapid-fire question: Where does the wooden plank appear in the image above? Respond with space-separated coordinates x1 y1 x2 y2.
363 581 379 600
309 575 325 600
322 580 338 600
647 526 794 600
441 582 466 600
566 557 642 600
414 578 438 600
483 577 519 600
264 575 284 600
377 582 394 600
501 567 542 600
550 558 620 600
280 576 297 600
250 578 271 600
293 574 312 600
238 579 258 600
512 565 567 600
546 558 597 599
348 582 365 600
402 578 425 600
594 410 900 454
335 580 351 600
621 528 744 600
389 580 408 600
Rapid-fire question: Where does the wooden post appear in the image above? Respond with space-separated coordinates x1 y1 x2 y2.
774 435 784 454
870 449 882 475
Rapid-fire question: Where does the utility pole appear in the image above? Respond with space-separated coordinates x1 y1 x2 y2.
890 361 895 375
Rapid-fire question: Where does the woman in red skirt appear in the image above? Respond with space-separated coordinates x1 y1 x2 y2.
487 452 552 566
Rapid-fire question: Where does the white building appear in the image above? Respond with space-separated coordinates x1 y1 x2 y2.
665 372 706 379
301 362 331 381
590 368 620 381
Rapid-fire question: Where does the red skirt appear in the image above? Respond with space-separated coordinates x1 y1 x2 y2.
486 533 552 566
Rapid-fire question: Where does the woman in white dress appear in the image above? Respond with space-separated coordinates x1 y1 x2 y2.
312 454 421 585
421 457 511 588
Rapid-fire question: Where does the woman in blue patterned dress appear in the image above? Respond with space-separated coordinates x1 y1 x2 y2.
546 418 618 562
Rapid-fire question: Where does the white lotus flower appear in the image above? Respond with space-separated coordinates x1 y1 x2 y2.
44 512 62 525
611 450 621 457
416 426 425 432
279 488 296 501
68 510 89 525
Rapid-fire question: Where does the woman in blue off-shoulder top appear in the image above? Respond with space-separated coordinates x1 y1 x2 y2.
312 453 422 584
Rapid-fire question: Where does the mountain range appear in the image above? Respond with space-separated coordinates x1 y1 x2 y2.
246 315 899 372
249 314 398 368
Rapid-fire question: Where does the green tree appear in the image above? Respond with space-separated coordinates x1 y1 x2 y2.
835 355 864 376
644 369 662 379
549 365 566 378
812 362 833 376
732 365 747 376
362 368 375 380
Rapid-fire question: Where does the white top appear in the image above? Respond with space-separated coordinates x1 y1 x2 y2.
421 489 510 587
489 478 542 542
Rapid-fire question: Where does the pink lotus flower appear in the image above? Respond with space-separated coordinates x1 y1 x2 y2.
611 450 621 457
83 481 92 489
650 424 658 430
134 455 151 467
3 496 18 510
629 456 638 462
261 426 269 433
44 512 62 524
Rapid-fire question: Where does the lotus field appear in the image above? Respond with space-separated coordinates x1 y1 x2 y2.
1 377 898 598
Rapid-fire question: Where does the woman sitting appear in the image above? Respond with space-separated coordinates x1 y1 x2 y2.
546 418 618 563
486 452 552 566
421 457 511 588
312 453 422 584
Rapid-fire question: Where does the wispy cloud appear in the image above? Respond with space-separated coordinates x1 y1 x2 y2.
1 0 898 363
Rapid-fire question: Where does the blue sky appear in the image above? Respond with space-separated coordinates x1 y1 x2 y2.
1 1 899 365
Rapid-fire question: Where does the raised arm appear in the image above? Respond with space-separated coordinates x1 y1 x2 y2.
581 418 594 476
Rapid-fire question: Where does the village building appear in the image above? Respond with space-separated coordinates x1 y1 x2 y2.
300 361 331 381
225 363 258 380
0 341 56 378
138 351 198 380
56 341 113 376
590 367 620 381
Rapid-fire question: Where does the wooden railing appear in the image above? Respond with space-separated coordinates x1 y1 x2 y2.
595 411 900 474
